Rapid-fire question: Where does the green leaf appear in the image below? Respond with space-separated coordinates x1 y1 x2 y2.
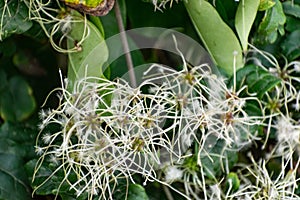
127 184 149 200
230 64 281 99
0 122 38 200
243 100 263 116
259 0 276 11
200 138 238 180
212 0 238 27
88 15 105 36
25 160 59 195
100 0 126 38
0 121 37 200
282 1 300 18
286 16 300 32
235 0 260 51
280 30 300 61
0 0 32 41
113 180 149 200
0 153 32 200
255 0 286 44
185 0 243 75
67 12 108 90
249 75 280 98
0 76 36 122
225 172 240 193
0 122 36 160
26 159 86 199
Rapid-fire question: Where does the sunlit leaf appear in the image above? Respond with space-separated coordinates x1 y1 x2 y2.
67 12 108 90
259 0 275 11
235 0 260 50
89 15 105 36
225 172 240 193
127 184 149 200
255 0 286 44
185 0 243 75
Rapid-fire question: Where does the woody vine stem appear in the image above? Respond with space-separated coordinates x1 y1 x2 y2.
114 0 137 87
113 2 173 199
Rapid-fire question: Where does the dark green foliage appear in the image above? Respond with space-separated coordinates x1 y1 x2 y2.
281 30 300 60
0 1 32 40
0 0 299 199
0 122 37 200
229 64 281 99
25 160 88 200
200 139 238 180
0 75 36 122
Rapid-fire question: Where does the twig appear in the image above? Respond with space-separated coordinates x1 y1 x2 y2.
114 0 137 87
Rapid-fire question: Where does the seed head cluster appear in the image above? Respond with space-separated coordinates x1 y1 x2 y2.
34 56 267 199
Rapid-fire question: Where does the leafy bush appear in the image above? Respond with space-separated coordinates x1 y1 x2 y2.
0 0 299 199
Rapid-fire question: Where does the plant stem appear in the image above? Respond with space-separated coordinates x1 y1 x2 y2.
114 0 137 88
